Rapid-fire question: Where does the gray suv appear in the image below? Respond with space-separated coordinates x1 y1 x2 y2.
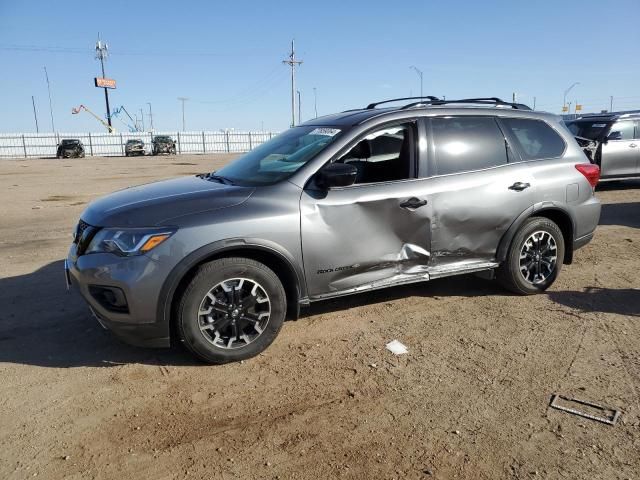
66 97 601 364
566 112 640 181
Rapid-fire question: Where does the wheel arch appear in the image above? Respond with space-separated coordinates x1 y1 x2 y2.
497 204 575 265
157 239 307 344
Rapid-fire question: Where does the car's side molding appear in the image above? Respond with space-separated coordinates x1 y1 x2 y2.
496 202 576 264
156 238 308 334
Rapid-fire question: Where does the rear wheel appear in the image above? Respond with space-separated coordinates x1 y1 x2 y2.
177 257 286 364
497 217 565 295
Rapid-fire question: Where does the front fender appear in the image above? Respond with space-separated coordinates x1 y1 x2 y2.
156 237 307 332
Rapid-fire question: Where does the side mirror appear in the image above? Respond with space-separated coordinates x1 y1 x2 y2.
316 163 357 189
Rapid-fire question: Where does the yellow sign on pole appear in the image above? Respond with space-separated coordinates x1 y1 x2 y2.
562 106 569 112
575 104 583 111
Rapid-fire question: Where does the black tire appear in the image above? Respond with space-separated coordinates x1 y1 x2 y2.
497 217 565 295
177 257 287 364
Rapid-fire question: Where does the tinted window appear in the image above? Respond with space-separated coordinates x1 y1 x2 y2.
565 120 611 140
431 117 507 175
608 121 634 140
501 118 565 160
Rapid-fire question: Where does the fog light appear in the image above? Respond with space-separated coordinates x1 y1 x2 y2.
88 285 129 313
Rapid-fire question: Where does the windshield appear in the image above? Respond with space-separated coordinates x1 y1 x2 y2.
213 126 342 186
565 120 612 140
154 137 171 142
61 140 78 145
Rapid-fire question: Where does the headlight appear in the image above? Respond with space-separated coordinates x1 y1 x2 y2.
86 227 176 256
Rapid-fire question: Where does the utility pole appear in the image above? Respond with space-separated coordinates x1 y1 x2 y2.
297 90 302 124
95 36 112 131
282 40 303 127
313 87 318 118
533 96 536 110
409 66 423 98
139 108 145 131
31 96 39 133
43 66 55 132
512 92 517 103
610 96 614 112
147 102 153 131
178 97 188 131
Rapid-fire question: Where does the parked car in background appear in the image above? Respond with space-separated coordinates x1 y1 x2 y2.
152 136 177 155
125 139 145 157
565 112 640 181
67 97 601 364
56 139 85 159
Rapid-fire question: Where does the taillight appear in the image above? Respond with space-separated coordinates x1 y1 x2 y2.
575 163 600 188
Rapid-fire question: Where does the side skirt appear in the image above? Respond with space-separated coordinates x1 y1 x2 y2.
307 261 499 302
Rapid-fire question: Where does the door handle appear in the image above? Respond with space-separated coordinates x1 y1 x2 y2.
630 143 637 148
399 197 427 210
509 182 531 192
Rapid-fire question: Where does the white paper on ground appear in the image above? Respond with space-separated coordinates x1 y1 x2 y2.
385 340 408 355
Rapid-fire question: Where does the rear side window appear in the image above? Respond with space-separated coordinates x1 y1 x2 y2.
431 117 508 175
501 118 565 160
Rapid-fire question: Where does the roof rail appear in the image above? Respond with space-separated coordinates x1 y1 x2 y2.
401 97 532 110
366 96 442 109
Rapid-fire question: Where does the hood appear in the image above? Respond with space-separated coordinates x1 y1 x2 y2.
81 175 254 227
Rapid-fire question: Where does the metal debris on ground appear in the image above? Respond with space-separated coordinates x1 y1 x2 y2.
385 340 408 355
549 394 621 426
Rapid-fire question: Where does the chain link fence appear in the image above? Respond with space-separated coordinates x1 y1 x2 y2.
0 131 278 158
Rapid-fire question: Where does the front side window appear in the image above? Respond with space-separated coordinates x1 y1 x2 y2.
500 118 565 160
215 126 342 186
336 123 414 184
431 117 508 175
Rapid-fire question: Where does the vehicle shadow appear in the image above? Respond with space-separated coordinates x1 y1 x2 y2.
0 260 507 367
0 260 199 368
599 202 640 229
547 287 640 317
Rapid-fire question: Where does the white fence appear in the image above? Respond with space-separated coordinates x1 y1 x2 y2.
0 131 279 158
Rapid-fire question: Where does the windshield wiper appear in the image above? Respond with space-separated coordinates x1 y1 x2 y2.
201 172 236 185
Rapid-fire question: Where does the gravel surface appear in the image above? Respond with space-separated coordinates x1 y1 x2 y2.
0 154 638 479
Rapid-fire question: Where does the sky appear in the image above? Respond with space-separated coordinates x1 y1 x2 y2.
1 0 639 133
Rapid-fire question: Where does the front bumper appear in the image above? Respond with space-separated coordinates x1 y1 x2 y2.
66 243 170 347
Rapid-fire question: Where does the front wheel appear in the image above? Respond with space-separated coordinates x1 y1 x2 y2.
497 217 565 295
177 257 287 364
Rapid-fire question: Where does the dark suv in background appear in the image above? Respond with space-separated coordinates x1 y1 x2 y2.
56 139 85 159
566 111 640 181
67 97 601 364
152 136 177 155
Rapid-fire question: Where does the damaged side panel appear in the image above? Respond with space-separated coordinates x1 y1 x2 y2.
428 163 536 266
300 182 433 297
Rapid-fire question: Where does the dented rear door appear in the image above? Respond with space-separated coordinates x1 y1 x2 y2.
300 180 434 298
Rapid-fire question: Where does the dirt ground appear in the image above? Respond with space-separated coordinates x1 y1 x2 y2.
0 154 638 480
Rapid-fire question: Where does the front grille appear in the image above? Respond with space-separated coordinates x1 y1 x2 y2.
74 219 91 244
74 220 99 255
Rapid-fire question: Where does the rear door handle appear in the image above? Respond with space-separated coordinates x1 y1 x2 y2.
630 143 637 148
509 182 531 191
399 197 428 210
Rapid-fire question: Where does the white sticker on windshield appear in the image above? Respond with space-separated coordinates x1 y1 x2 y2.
592 123 607 127
309 128 340 137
